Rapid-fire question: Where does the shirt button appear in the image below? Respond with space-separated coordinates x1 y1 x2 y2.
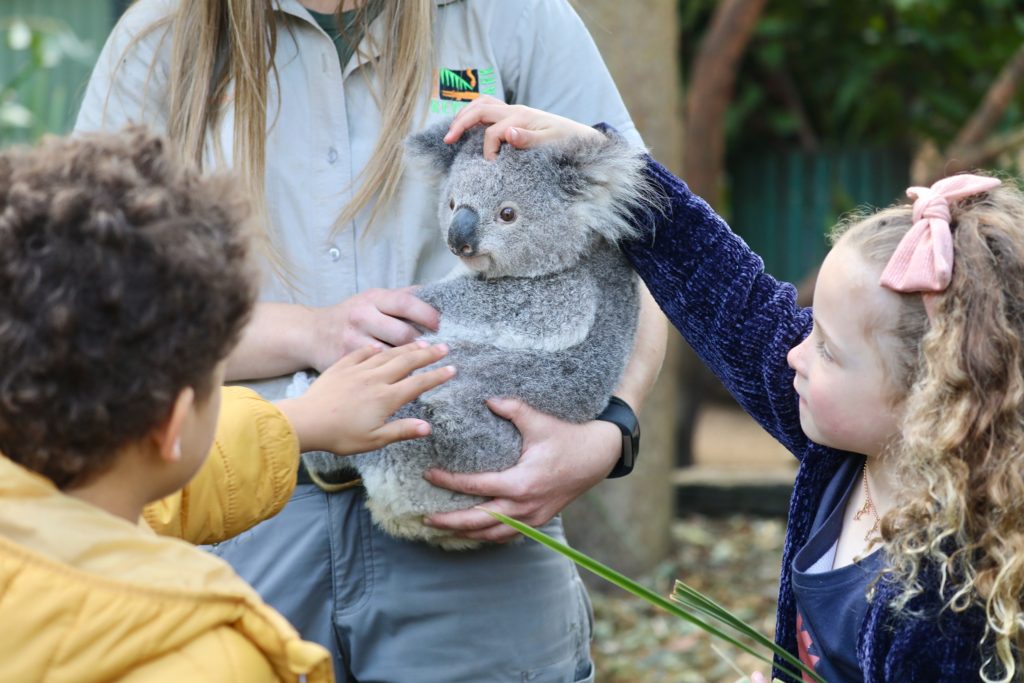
327 146 339 164
328 247 341 262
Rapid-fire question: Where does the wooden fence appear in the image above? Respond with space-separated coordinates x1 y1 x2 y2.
729 147 910 285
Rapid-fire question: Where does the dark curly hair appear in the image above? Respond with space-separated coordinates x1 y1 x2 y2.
0 127 257 489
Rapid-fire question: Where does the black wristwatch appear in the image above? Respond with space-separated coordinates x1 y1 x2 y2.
596 396 640 478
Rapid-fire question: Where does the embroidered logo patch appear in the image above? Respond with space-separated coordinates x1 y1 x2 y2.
440 68 480 101
431 67 498 115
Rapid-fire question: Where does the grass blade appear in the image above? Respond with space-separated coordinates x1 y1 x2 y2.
481 508 824 683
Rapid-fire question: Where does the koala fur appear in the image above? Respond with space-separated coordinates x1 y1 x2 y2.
350 120 652 550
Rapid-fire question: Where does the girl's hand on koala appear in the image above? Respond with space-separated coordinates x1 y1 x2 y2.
276 341 454 455
444 95 603 160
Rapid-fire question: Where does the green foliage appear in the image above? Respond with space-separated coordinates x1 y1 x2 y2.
1 17 92 141
678 0 1024 150
485 508 825 683
439 67 473 91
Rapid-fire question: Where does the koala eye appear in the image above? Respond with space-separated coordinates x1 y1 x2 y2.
498 206 517 223
449 198 455 210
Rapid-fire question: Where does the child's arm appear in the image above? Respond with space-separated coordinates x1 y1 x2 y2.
622 159 811 455
142 387 298 544
144 343 453 544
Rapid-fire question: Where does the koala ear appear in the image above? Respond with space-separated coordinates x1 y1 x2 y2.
546 132 654 244
405 119 468 177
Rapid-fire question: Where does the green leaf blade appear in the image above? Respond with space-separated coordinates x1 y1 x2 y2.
481 508 825 683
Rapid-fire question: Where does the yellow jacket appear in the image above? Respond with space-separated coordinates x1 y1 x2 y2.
0 387 333 683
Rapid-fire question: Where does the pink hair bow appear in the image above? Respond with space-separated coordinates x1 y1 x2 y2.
879 174 1001 316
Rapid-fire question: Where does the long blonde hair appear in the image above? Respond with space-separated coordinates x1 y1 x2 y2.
149 0 434 270
835 180 1024 682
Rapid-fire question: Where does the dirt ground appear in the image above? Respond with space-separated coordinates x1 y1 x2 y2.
591 514 785 683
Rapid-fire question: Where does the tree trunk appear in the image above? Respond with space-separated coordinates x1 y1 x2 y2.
673 0 767 494
949 44 1024 155
682 0 767 206
564 0 684 584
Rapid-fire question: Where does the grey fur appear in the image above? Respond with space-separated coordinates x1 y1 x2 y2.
350 120 651 549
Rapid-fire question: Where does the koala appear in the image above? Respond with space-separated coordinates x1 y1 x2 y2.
349 120 652 550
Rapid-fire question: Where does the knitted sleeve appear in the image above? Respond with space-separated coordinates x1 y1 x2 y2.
623 157 812 458
858 579 987 682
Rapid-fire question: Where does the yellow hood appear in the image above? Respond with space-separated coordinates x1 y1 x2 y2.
0 456 331 683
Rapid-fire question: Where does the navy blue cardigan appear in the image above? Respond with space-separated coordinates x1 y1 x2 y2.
623 157 989 682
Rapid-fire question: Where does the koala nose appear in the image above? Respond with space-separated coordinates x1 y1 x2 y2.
448 206 480 257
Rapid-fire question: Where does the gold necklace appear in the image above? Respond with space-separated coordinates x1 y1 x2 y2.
852 461 881 541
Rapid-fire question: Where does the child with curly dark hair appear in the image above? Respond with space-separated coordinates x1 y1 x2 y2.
0 128 453 682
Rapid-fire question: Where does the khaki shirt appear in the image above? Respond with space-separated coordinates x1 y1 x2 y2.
76 0 642 400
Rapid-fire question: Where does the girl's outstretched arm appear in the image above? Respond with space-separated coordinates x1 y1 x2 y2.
623 158 811 455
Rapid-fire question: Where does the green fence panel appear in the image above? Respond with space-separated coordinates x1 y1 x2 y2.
0 0 116 144
729 147 910 284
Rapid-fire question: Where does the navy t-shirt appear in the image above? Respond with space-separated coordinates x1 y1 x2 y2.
791 456 885 682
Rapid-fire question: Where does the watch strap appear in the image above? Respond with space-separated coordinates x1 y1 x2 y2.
597 396 640 478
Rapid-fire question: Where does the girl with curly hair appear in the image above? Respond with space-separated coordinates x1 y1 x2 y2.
448 100 1024 682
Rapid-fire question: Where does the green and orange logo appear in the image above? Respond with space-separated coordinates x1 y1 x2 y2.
431 67 497 115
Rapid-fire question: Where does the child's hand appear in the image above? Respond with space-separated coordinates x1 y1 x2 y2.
443 95 602 160
276 341 454 456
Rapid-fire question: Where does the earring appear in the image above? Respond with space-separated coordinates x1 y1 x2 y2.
171 439 182 462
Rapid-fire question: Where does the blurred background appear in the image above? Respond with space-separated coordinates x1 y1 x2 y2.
3 1 1024 680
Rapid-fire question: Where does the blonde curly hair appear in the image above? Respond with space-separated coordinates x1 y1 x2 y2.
834 177 1024 682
